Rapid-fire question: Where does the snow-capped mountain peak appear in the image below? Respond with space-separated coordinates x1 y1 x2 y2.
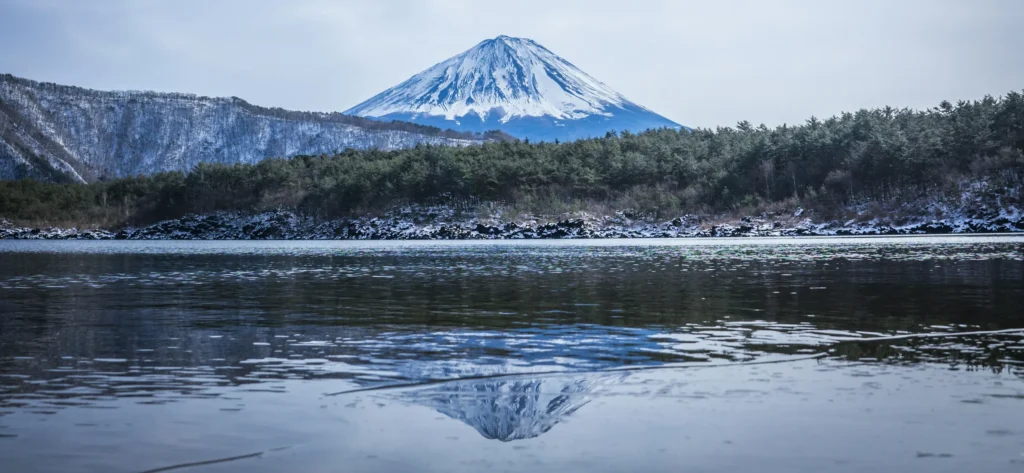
346 36 682 141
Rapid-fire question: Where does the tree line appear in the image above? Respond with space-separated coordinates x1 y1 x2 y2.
2 91 1022 227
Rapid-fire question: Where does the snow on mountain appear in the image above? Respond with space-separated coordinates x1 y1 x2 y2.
0 74 486 183
346 35 684 141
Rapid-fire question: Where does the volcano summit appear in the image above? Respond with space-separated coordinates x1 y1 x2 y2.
346 35 683 141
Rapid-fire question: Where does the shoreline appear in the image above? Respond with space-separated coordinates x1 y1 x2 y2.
3 207 1022 241
4 232 1024 242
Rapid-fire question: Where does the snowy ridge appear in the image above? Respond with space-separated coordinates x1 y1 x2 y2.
0 74 484 183
346 36 682 141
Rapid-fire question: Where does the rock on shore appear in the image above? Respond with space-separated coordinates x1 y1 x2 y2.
3 204 1022 241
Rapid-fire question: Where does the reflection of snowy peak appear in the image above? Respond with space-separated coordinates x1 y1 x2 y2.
346 36 683 141
408 378 598 441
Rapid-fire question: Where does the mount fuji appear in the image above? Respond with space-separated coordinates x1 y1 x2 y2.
345 36 683 141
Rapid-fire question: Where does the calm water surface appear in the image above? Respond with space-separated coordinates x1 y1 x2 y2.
1 237 1023 472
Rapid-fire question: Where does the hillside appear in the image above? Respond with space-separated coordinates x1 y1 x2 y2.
0 74 498 183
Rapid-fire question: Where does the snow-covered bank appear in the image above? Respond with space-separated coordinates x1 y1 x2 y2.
3 203 1022 241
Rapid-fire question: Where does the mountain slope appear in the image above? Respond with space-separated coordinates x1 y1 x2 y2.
0 74 487 183
345 35 683 141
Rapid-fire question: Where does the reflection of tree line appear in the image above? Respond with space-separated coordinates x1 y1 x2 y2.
832 335 1024 374
1 252 1021 404
4 251 1018 330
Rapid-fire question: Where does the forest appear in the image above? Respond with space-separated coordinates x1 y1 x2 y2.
2 91 1022 228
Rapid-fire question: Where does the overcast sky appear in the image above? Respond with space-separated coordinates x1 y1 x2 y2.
2 0 1022 129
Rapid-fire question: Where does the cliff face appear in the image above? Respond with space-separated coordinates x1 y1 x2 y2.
0 74 483 183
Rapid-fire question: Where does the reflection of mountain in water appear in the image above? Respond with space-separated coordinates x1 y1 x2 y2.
407 377 607 441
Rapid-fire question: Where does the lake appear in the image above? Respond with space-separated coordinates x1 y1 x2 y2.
1 236 1023 473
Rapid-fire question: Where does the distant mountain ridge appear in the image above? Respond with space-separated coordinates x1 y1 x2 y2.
346 35 683 141
0 74 491 183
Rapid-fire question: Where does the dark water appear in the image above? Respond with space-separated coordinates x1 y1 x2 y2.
1 237 1023 473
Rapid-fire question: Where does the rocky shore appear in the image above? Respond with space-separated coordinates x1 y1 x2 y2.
3 203 1022 240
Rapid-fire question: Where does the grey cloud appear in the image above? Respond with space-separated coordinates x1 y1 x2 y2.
1 0 1022 128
